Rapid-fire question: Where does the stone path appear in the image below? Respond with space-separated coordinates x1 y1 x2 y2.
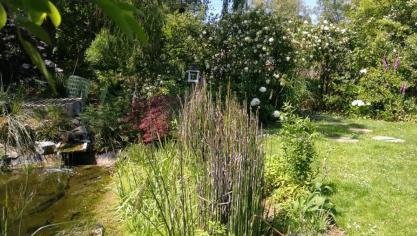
372 136 405 143
324 123 406 143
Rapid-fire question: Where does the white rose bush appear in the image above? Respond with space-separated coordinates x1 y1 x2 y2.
200 10 295 122
287 19 355 111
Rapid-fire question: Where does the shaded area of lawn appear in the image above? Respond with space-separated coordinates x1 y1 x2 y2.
266 115 417 235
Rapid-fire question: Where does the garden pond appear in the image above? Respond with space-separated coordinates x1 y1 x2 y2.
0 165 114 235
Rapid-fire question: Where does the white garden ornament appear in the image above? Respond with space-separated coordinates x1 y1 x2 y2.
273 110 280 118
259 87 267 93
250 98 261 107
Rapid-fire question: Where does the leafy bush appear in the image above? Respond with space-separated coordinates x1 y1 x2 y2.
159 12 205 95
283 190 334 235
81 96 135 151
279 105 318 184
263 105 334 235
33 106 73 142
356 67 417 120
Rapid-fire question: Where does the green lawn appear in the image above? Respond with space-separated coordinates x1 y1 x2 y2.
266 115 417 235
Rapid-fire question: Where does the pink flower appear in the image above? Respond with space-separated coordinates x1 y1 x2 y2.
393 56 400 71
382 56 388 71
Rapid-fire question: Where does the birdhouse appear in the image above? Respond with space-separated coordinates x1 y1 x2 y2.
186 65 200 83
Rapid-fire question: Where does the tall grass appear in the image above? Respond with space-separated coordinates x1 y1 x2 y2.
117 144 198 235
116 85 265 235
179 85 264 235
0 91 35 157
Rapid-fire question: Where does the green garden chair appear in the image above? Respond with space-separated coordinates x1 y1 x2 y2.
67 75 91 99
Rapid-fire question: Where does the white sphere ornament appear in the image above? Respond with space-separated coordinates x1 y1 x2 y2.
259 87 267 93
250 98 261 107
273 110 280 118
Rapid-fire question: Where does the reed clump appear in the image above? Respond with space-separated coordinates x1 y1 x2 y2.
117 85 265 235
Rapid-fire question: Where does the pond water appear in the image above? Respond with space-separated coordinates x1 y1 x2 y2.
0 165 113 235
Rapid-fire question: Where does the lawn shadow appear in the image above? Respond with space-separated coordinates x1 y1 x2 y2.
310 114 369 139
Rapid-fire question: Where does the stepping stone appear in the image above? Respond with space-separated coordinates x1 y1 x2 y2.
348 128 373 133
372 136 405 143
324 122 349 126
330 136 359 143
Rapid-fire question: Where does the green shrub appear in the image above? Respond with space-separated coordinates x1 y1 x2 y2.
81 96 135 151
284 191 334 235
263 105 333 235
33 106 73 142
356 67 417 120
280 105 318 184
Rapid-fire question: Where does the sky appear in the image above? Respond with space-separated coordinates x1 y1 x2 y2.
208 0 318 17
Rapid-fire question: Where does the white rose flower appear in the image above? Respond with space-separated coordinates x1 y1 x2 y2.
244 67 249 72
352 100 365 107
250 98 261 107
286 56 291 61
269 37 274 43
266 79 270 84
259 87 267 93
244 36 251 42
273 73 280 79
359 68 367 74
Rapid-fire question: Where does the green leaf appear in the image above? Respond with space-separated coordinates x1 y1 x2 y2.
16 16 51 44
28 9 47 25
18 35 57 95
94 0 147 43
5 0 24 10
124 15 147 42
23 0 50 13
96 0 132 37
0 3 6 29
47 1 61 27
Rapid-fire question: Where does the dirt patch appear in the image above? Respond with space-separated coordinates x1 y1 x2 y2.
326 226 345 236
